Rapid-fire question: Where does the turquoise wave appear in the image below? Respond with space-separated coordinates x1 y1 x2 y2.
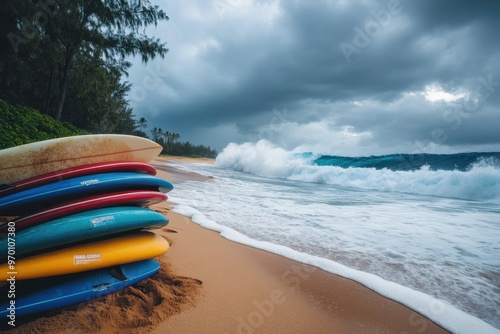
313 152 500 171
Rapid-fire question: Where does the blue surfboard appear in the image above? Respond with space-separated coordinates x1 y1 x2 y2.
0 172 173 215
0 207 168 256
0 259 160 318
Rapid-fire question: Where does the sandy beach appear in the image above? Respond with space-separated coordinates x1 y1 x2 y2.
2 156 450 334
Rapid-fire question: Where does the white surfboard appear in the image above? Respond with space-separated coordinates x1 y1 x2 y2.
0 135 162 185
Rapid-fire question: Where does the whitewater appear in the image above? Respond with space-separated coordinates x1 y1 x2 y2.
165 141 500 333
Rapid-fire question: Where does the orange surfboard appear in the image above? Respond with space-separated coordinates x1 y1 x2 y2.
1 231 168 281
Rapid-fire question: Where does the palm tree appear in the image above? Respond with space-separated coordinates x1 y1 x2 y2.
150 127 158 142
157 128 164 145
138 117 148 130
163 131 171 152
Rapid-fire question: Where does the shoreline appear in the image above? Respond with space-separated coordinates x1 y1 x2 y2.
150 157 450 333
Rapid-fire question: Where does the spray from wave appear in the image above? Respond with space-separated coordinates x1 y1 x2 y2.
215 140 500 201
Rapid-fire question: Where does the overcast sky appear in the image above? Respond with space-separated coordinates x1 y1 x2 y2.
128 0 500 156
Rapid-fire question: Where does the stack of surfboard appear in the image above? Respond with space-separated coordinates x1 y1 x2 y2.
0 135 172 318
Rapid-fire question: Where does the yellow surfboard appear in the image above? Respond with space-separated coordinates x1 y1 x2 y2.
0 134 162 185
1 232 168 281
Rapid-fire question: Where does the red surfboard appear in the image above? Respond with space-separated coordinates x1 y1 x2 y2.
0 161 157 197
0 190 167 233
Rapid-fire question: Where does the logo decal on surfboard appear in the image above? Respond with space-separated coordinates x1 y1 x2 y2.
73 254 102 265
92 283 111 292
80 179 100 186
90 215 116 227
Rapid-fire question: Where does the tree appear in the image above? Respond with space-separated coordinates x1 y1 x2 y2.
157 128 164 145
0 0 169 130
43 0 169 120
0 1 178 143
138 117 147 130
0 1 47 105
150 127 159 142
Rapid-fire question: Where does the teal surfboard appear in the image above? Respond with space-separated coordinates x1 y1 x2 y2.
0 207 168 257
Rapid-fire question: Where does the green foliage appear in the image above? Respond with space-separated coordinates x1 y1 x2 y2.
167 141 218 159
149 127 217 158
0 99 87 149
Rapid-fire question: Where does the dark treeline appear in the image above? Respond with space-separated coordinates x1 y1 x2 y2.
150 127 217 158
0 1 217 158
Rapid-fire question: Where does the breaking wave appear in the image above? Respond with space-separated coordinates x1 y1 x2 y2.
215 140 500 201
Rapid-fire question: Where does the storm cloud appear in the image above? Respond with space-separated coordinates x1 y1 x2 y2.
128 0 500 155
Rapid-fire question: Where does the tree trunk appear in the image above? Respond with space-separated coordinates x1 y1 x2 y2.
44 66 53 115
55 47 75 121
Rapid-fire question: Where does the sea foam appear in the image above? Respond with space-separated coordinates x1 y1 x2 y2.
171 202 500 334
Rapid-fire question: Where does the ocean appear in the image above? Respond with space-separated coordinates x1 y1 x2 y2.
165 141 500 334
